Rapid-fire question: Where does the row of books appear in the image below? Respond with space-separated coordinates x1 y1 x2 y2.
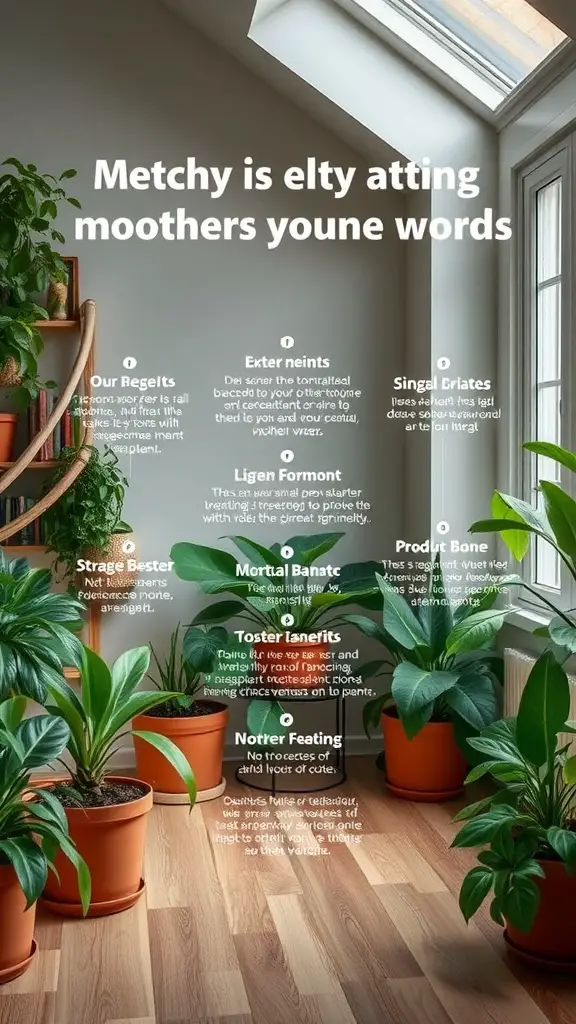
28 395 78 461
0 497 46 546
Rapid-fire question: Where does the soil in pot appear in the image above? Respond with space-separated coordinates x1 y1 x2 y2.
382 706 466 801
253 640 330 691
43 777 152 912
0 864 37 983
506 854 576 965
0 413 17 462
133 700 228 794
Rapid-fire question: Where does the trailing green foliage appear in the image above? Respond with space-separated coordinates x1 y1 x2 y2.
0 698 90 912
454 650 576 934
46 644 196 804
0 157 80 405
355 554 514 741
0 551 85 702
41 444 132 582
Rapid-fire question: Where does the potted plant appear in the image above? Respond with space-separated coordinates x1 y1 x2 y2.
41 443 136 594
453 649 576 967
352 555 514 800
0 157 80 411
171 532 380 734
132 623 230 803
0 699 89 983
41 643 195 917
0 551 85 701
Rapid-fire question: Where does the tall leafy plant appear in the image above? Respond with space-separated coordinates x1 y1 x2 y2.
42 444 132 583
0 551 85 702
351 555 516 741
454 649 576 933
0 699 90 913
46 644 196 803
148 623 229 712
0 157 80 405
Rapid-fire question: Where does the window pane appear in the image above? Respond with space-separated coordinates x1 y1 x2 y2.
537 178 561 282
535 536 560 589
533 386 561 588
536 283 560 382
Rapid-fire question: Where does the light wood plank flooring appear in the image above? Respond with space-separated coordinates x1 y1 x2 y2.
1 757 575 1024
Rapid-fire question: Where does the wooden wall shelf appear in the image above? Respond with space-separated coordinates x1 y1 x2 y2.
1 544 47 552
0 461 59 470
33 320 80 329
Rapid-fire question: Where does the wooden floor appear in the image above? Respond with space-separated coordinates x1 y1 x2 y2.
1 757 575 1024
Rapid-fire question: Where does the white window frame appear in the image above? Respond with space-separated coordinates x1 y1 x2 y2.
516 136 575 615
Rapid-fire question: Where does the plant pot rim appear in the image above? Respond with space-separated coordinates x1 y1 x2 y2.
382 705 454 729
137 697 229 717
0 412 17 422
133 702 229 735
41 878 146 919
0 939 37 986
47 776 153 821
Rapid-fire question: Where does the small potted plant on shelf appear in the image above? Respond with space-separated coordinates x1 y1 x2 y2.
170 532 380 734
132 623 231 803
453 649 576 967
41 644 195 917
41 443 136 595
0 700 90 984
0 551 85 701
0 157 81 414
353 554 515 801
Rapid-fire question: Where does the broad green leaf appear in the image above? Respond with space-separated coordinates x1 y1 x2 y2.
183 625 228 674
451 805 520 848
376 574 428 651
18 714 70 769
170 542 247 594
225 536 283 568
516 650 570 768
191 600 245 626
338 614 388 645
502 876 540 933
540 480 576 563
110 645 150 708
81 646 112 731
564 755 576 784
547 827 576 871
453 576 522 624
443 672 498 730
277 533 345 565
362 694 388 736
458 866 493 922
524 441 576 474
0 837 47 908
418 554 453 658
0 695 26 731
132 730 196 805
391 663 459 738
446 609 508 655
246 698 286 737
548 617 576 653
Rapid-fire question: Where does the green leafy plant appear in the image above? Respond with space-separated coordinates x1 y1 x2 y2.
0 551 85 702
0 157 81 406
453 649 576 933
148 623 228 712
354 554 516 742
46 644 196 803
470 441 576 652
170 533 380 734
0 698 90 912
41 444 132 582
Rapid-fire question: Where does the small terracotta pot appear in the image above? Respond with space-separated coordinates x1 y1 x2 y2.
253 640 330 690
506 859 576 965
382 707 466 801
133 701 228 799
0 864 37 983
0 413 17 462
78 531 138 599
43 777 152 914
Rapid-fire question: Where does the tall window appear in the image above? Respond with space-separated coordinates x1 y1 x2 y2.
521 142 573 607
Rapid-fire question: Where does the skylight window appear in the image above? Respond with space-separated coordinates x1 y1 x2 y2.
352 0 566 109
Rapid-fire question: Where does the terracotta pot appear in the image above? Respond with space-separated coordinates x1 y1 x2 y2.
0 358 21 389
382 707 466 801
0 863 37 983
78 531 138 599
506 859 576 965
133 701 228 797
253 640 330 690
0 413 17 462
43 777 152 915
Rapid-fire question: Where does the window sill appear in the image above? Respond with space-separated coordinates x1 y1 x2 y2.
504 602 551 632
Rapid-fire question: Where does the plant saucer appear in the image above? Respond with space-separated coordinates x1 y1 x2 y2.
41 878 145 919
504 930 576 974
0 939 38 985
386 780 464 802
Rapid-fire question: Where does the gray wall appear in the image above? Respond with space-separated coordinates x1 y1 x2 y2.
1 0 406 752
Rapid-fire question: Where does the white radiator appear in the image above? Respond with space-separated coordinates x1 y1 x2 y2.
504 648 576 755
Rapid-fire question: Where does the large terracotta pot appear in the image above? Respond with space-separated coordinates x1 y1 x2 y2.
0 864 37 984
42 778 152 917
133 701 228 803
382 707 466 801
0 413 17 462
506 860 576 966
78 531 138 599
253 640 330 690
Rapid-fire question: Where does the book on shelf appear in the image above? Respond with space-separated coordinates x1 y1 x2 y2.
27 393 79 461
0 496 45 547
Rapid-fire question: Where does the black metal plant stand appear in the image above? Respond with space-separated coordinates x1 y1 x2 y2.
234 690 347 795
